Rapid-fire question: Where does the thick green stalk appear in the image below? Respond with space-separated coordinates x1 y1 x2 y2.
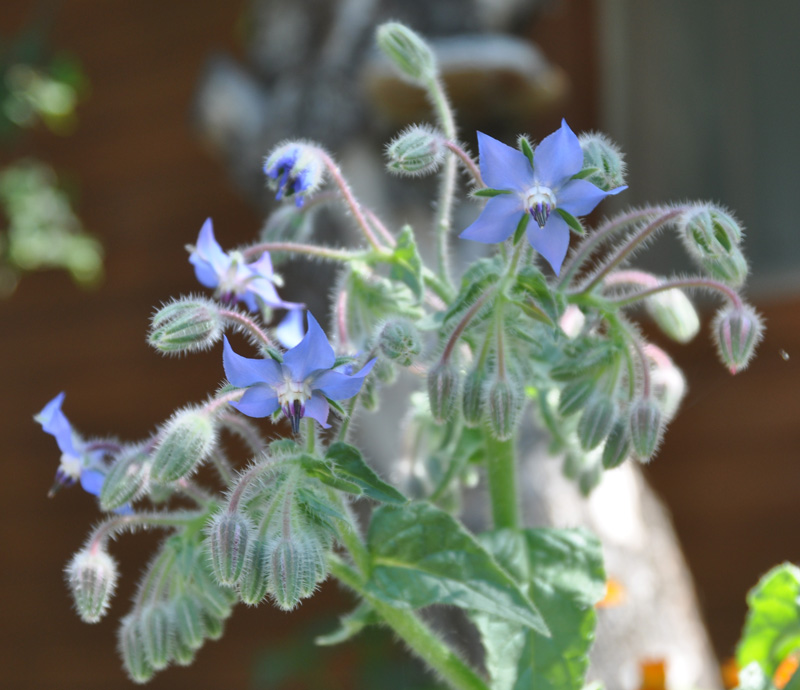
484 430 520 529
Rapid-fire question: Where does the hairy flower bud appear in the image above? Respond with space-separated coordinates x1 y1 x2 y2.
557 378 596 417
100 445 150 512
577 394 617 451
647 346 687 422
579 456 603 497
263 141 325 207
150 407 217 482
207 511 253 586
118 614 155 684
149 297 223 354
701 249 749 288
486 378 524 441
268 535 327 611
680 204 748 286
427 361 460 422
645 288 700 344
628 398 663 462
66 547 119 623
376 22 437 85
578 132 626 191
139 602 174 671
385 125 445 176
238 536 271 606
379 319 422 366
461 367 487 427
713 304 764 374
173 594 205 654
602 418 632 469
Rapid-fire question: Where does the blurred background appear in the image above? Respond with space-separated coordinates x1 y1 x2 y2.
2 1 798 688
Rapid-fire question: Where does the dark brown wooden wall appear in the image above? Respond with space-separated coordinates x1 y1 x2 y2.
1 2 797 688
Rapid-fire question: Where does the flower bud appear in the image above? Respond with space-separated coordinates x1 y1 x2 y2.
173 594 205 653
268 535 327 611
376 22 437 85
200 611 225 641
427 361 460 422
374 357 397 384
579 458 603 497
577 394 617 451
193 566 236 620
713 304 764 374
150 407 217 482
139 602 174 671
628 398 663 461
646 346 687 422
681 204 743 251
118 614 155 684
263 141 325 207
602 418 631 469
385 125 445 176
65 547 119 623
379 319 422 366
100 445 150 512
207 511 253 586
238 536 271 606
557 378 596 417
486 378 524 441
645 288 700 344
578 132 626 191
149 297 223 354
461 367 487 427
701 249 749 288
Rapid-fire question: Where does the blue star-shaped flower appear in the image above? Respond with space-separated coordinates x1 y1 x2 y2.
189 218 302 313
223 312 375 432
460 119 627 274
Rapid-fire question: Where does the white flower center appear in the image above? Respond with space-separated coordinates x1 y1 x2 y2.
275 368 312 433
525 184 557 228
59 453 82 482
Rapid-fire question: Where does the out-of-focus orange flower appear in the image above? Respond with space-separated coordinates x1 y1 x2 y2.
638 658 667 690
596 577 626 609
720 657 739 689
774 653 799 689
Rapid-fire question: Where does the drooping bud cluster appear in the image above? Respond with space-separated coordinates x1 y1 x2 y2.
385 125 445 176
679 204 748 287
149 297 223 354
375 22 437 86
713 303 764 374
150 407 217 483
66 546 119 623
379 319 422 366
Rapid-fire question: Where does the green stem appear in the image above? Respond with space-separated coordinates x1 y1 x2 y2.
484 430 519 530
243 241 368 263
329 555 489 690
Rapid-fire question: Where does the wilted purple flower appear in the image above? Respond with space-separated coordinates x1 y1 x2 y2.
223 312 375 432
189 218 302 313
263 142 324 207
35 394 131 515
460 120 626 274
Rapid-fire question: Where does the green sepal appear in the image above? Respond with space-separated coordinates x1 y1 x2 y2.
737 563 800 677
519 136 535 167
471 527 605 690
513 212 531 245
571 167 599 180
298 454 363 495
365 502 548 633
325 442 406 504
474 187 512 198
555 208 585 236
508 298 555 327
388 225 424 302
315 602 380 646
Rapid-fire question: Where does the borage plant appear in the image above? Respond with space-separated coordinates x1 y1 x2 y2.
39 23 763 689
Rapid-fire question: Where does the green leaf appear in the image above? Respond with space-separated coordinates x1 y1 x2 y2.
442 257 501 327
473 188 511 198
389 225 424 302
315 602 380 646
471 528 605 690
734 662 777 690
508 298 555 327
366 502 548 633
738 564 800 677
555 208 585 236
298 454 363 495
325 442 406 504
511 266 563 324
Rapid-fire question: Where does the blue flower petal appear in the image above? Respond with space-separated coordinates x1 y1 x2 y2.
477 132 532 191
248 252 274 280
526 212 571 275
276 309 306 349
230 384 281 418
302 392 331 428
283 312 336 381
312 358 376 400
36 392 78 457
222 337 283 387
557 178 624 217
533 119 584 185
194 218 229 274
460 195 524 244
80 469 105 497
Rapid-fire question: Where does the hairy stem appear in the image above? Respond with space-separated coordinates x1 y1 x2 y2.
244 241 367 263
218 309 275 350
484 430 520 530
